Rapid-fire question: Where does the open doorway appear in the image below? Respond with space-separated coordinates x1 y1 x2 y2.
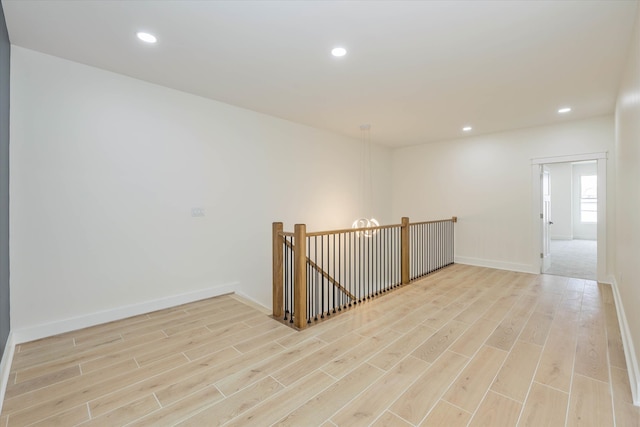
532 153 607 283
542 161 597 280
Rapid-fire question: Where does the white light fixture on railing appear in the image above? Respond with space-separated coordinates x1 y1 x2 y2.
352 124 378 236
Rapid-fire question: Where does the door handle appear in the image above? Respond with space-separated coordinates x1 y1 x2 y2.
548 221 554 225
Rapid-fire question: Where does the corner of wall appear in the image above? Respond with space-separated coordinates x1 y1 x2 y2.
231 291 271 315
0 331 15 417
611 277 640 405
454 256 539 275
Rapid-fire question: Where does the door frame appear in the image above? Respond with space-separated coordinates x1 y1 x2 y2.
541 166 552 273
531 152 608 282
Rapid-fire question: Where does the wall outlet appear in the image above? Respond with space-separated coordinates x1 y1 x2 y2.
191 207 205 217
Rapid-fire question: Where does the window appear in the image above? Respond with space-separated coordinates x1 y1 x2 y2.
580 175 597 223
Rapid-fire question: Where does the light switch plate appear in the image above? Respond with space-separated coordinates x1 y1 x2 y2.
191 207 205 217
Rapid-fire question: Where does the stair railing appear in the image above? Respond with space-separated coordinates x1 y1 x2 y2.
273 216 456 329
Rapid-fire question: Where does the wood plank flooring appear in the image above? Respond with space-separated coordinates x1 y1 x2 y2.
1 264 639 426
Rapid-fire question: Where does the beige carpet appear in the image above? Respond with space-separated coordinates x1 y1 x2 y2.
544 239 597 280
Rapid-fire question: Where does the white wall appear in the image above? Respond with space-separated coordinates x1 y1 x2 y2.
547 163 572 240
614 3 640 404
391 116 614 274
9 47 392 334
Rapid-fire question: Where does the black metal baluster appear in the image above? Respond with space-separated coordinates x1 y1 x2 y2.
438 222 442 269
445 222 448 265
307 255 310 324
433 223 436 271
291 237 296 323
309 237 313 322
349 231 353 307
338 233 342 311
428 224 431 272
392 227 395 287
423 224 426 276
308 238 312 324
417 224 420 278
377 231 380 295
441 222 445 268
319 235 324 319
358 231 362 303
422 223 426 276
386 227 390 290
430 223 433 273
434 222 438 270
314 236 318 321
367 230 371 299
451 221 454 265
393 227 397 287
414 224 417 279
411 225 414 280
445 222 449 266
420 224 423 277
411 225 415 280
383 228 387 292
330 234 334 314
351 231 355 306
396 226 399 285
283 239 288 321
396 227 400 286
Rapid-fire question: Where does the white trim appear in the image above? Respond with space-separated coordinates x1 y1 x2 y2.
532 164 543 273
232 291 271 314
595 158 607 283
611 277 640 406
531 151 608 165
12 282 238 344
549 235 574 241
0 332 15 417
454 256 538 274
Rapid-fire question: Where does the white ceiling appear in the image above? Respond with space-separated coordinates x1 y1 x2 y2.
2 0 638 147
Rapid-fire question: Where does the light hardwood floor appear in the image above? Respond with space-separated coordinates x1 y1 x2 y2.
1 264 639 426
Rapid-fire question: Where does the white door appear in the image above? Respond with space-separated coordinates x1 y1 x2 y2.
542 166 552 272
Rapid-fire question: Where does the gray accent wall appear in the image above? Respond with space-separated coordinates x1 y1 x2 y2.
0 3 10 355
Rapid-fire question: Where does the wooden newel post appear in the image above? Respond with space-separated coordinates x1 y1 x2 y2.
272 222 284 318
293 224 307 329
401 217 410 285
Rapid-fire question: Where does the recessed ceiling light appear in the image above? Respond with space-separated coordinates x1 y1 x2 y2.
331 47 347 57
462 126 472 132
558 107 572 114
136 32 157 44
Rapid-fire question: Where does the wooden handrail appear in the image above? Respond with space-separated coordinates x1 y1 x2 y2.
281 217 457 237
306 223 401 237
410 216 457 226
282 239 357 302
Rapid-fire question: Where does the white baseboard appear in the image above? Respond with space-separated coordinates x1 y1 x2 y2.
232 291 271 314
600 275 615 286
0 332 15 416
550 235 573 241
12 282 238 344
455 256 538 275
611 277 640 406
